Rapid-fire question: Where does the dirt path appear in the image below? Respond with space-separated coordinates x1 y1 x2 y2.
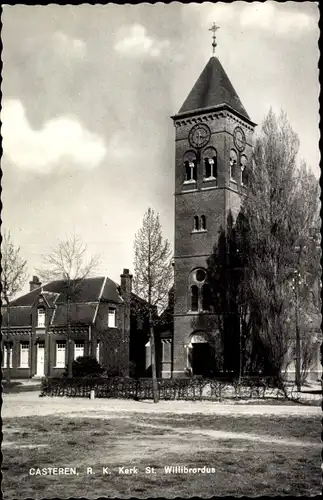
2 392 320 418
132 421 320 448
54 412 318 449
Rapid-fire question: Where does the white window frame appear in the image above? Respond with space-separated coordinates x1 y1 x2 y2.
108 308 116 328
74 341 84 360
3 345 13 368
162 341 172 363
19 342 29 368
96 341 100 363
37 308 46 328
55 341 66 368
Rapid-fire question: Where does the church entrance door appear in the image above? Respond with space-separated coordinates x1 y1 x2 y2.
190 333 215 377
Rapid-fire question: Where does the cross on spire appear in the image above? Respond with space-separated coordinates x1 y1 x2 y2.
209 22 220 56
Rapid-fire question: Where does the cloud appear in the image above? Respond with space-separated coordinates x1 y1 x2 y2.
2 99 107 173
114 24 170 58
204 1 315 36
239 2 314 34
52 31 86 59
106 133 137 160
205 3 235 24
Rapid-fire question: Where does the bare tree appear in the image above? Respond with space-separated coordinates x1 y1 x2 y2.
242 109 320 386
1 230 28 381
37 234 100 377
133 207 173 403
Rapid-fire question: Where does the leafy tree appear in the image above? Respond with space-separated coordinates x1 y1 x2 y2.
37 234 100 377
1 230 28 381
242 109 320 384
205 212 254 378
133 207 173 402
205 110 320 387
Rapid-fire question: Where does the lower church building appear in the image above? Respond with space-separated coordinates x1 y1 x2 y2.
2 270 150 379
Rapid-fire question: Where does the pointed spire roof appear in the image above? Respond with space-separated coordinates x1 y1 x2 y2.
178 57 250 121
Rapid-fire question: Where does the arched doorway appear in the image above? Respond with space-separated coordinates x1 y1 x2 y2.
189 333 215 377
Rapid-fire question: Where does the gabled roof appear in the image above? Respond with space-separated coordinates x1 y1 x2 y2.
101 278 124 304
51 303 98 326
10 277 122 307
2 306 32 328
38 291 60 308
3 276 123 328
177 57 250 121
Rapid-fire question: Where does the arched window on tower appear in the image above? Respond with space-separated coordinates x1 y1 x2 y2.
240 155 248 186
191 285 199 311
202 284 211 311
193 216 199 231
184 160 197 182
203 148 217 181
200 215 206 230
230 149 238 182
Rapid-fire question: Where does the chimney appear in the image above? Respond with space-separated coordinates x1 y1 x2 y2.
29 275 41 292
120 268 132 300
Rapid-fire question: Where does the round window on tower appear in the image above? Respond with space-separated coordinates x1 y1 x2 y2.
195 269 206 283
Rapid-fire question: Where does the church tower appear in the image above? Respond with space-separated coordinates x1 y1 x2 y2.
171 30 256 377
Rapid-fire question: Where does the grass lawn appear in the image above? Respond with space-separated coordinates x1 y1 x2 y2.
2 381 41 394
2 413 321 498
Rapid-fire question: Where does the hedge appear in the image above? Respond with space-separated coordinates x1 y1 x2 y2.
40 376 299 400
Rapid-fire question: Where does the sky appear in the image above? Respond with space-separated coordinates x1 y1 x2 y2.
1 2 320 296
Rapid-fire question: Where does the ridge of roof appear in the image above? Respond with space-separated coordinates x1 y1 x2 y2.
93 277 106 325
10 276 108 307
177 56 251 121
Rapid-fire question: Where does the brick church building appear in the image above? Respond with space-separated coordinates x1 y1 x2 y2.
2 270 150 379
157 54 255 378
158 53 321 380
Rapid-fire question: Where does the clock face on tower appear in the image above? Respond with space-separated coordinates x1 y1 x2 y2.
188 124 211 149
233 126 246 152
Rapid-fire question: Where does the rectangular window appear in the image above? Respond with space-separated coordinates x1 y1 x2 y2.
108 308 116 328
74 341 84 360
96 341 100 363
3 345 13 368
162 341 172 362
20 342 29 368
37 308 46 328
191 285 199 311
56 342 66 368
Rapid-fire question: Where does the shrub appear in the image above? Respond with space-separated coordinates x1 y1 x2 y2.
64 356 104 378
41 375 295 400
